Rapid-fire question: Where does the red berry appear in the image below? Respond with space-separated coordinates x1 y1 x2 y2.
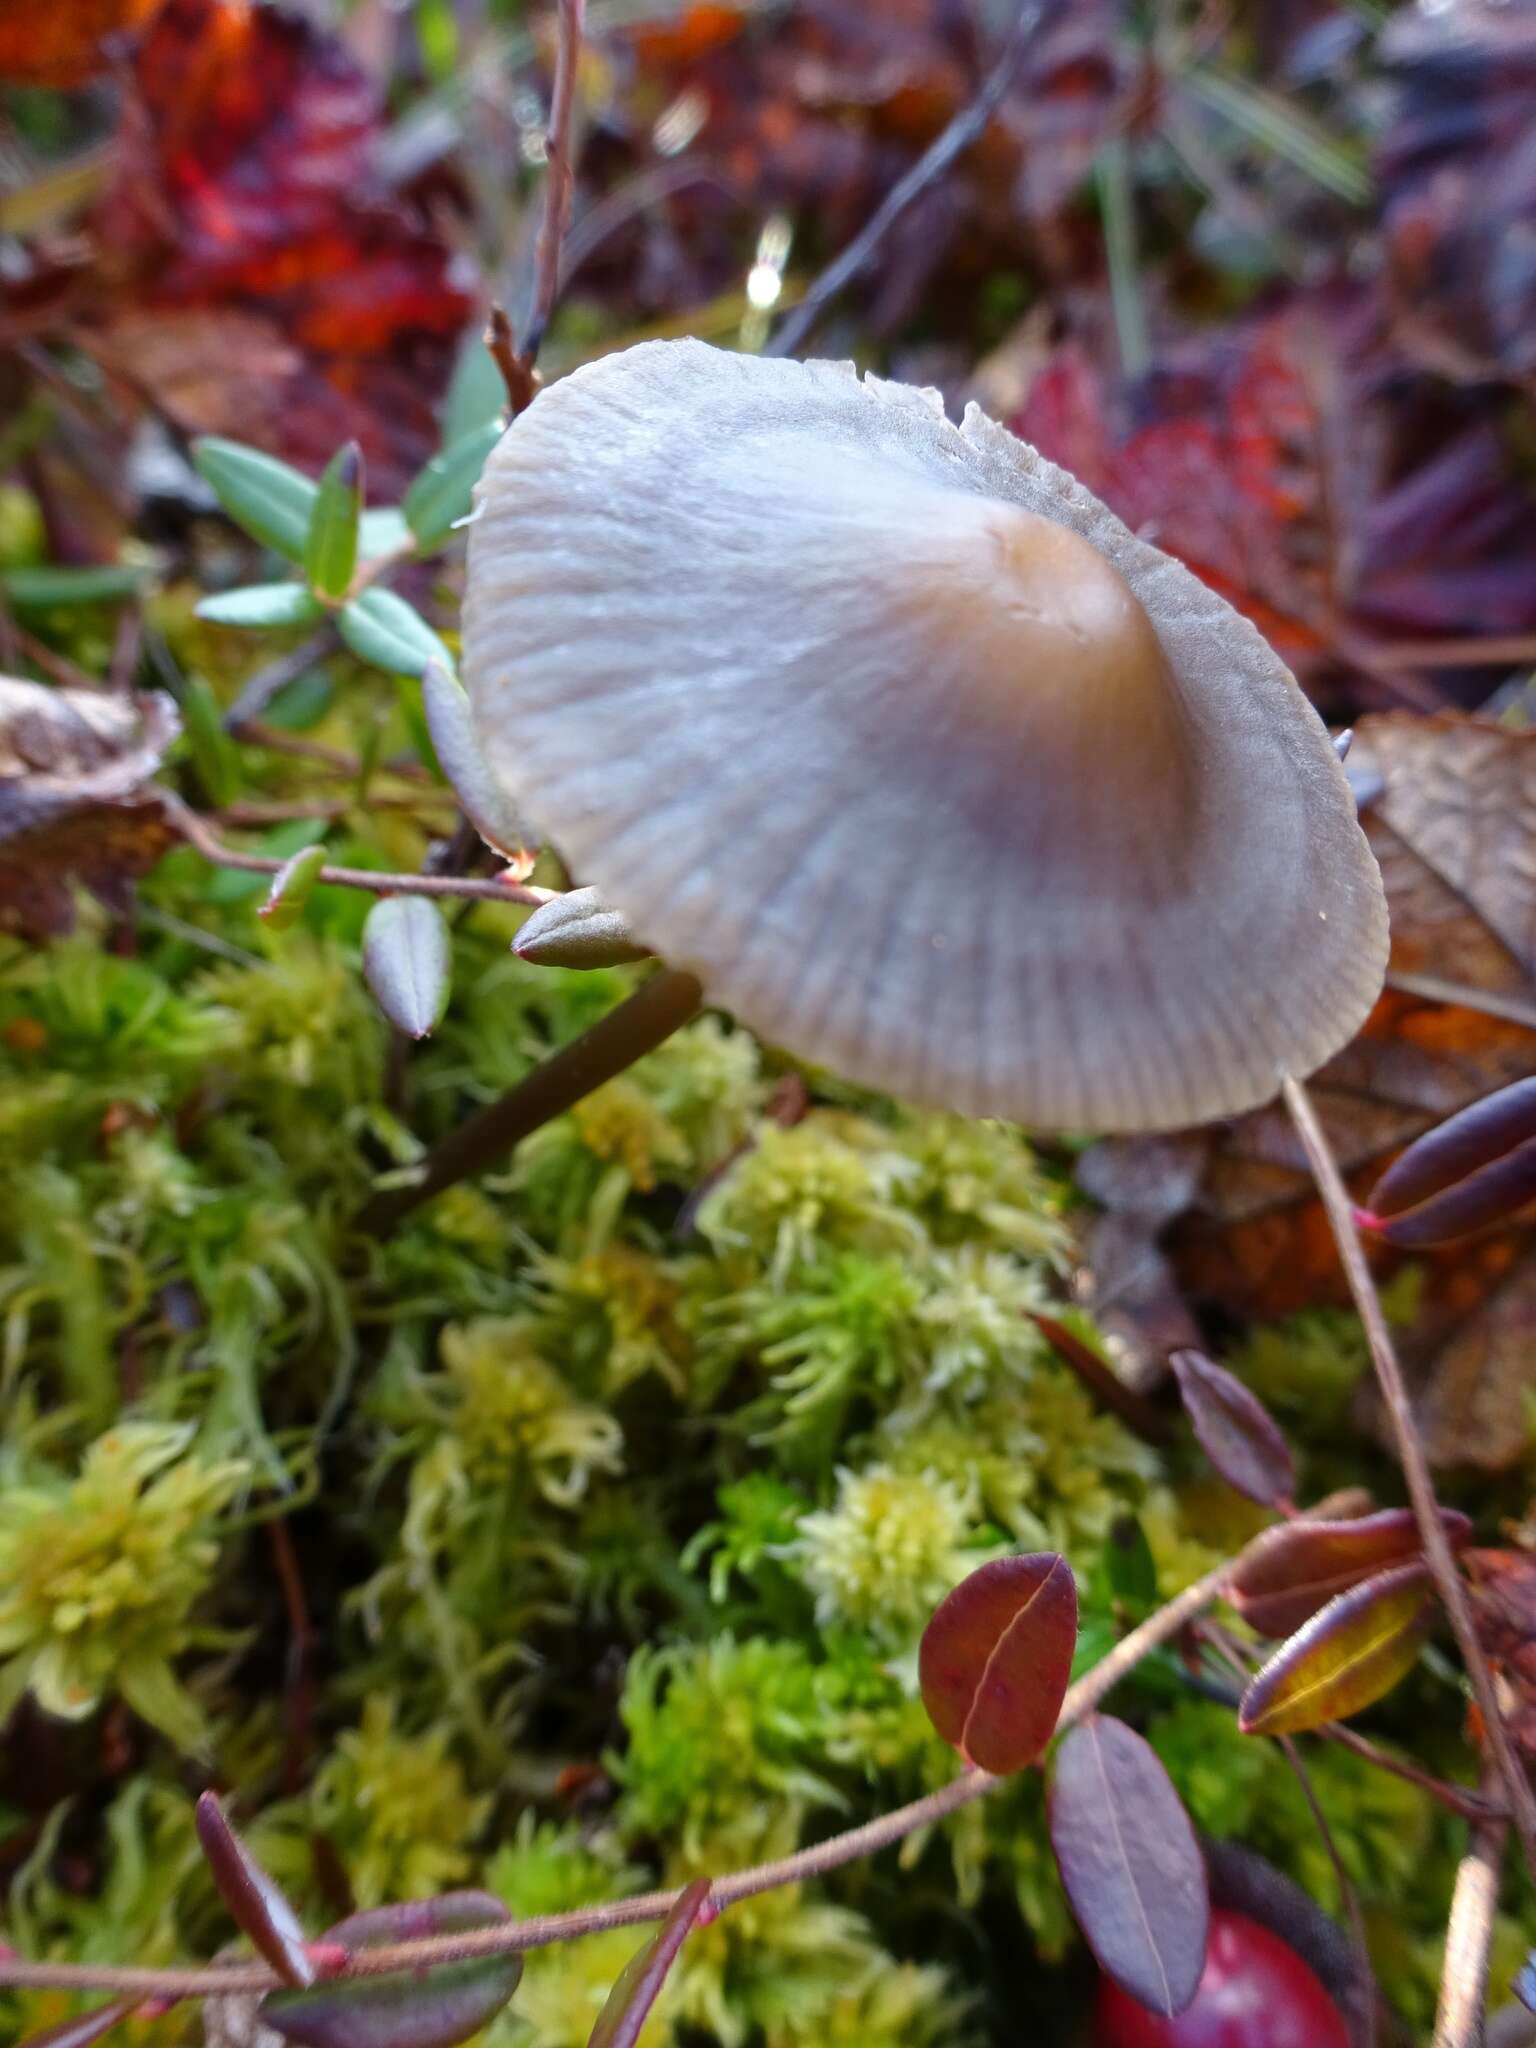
1093 1908 1351 2048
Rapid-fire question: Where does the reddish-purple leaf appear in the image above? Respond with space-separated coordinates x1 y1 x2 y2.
1169 1349 1296 1507
1227 1507 1471 1639
260 1892 520 2048
587 1878 712 2048
1239 1561 1435 1737
1049 1715 1209 2018
320 1894 511 1950
919 1553 1077 1775
1362 1079 1536 1247
18 2003 135 2048
197 1791 314 1988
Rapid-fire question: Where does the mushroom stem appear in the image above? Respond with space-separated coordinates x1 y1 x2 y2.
353 966 703 1236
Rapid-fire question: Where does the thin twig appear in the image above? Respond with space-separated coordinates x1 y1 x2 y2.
1282 1072 1536 1887
1028 1311 1172 1445
0 1542 1242 2000
523 0 586 366
765 0 1057 359
224 626 339 732
353 966 705 1235
1435 1767 1508 2048
164 794 554 909
1198 1618 1502 1824
1384 972 1536 1036
488 0 587 413
1277 1735 1376 2048
1322 1722 1505 1826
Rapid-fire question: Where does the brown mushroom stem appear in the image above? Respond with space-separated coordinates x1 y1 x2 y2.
353 966 704 1236
1282 1071 1536 1890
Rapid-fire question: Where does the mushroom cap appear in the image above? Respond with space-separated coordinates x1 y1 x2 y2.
464 340 1388 1133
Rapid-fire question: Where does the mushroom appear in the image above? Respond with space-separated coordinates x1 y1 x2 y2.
462 340 1387 1134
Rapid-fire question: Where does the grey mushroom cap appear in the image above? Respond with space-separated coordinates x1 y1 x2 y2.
463 339 1388 1134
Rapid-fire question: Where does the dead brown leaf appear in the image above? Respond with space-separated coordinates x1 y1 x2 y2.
1463 1547 1536 1762
0 677 179 939
1078 712 1536 1468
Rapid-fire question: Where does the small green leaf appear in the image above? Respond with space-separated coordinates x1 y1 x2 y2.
338 588 455 678
1103 1516 1158 1618
177 673 241 810
403 421 500 551
1238 1561 1434 1737
206 818 327 905
362 895 451 1037
420 659 531 857
193 438 320 560
305 443 364 599
0 563 147 607
442 328 507 446
260 843 330 930
514 887 649 969
196 583 324 629
360 507 412 559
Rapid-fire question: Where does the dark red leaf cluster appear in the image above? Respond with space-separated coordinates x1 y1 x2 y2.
1013 289 1536 702
1378 1 1536 386
75 0 472 492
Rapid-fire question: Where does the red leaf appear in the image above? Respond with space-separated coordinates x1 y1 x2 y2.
196 1790 314 1987
84 0 470 493
0 0 162 85
1049 1715 1209 2018
587 1879 712 2048
1239 1562 1435 1737
1227 1507 1471 1640
919 1554 1077 1776
261 1893 521 2048
1168 1349 1295 1507
1362 1078 1536 1247
1015 293 1536 683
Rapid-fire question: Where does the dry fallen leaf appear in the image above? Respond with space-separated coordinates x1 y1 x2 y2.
1463 1547 1536 1763
1079 712 1536 1468
79 0 472 493
0 677 179 939
1379 1 1536 387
